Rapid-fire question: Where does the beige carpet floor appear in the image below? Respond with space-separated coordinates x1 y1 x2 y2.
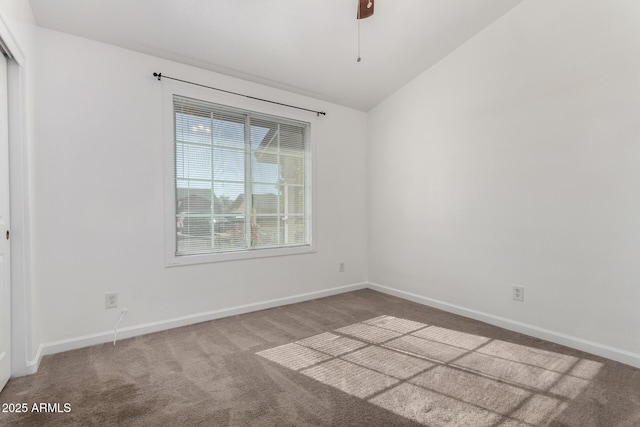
0 289 638 426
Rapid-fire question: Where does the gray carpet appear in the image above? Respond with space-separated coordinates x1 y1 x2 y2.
0 289 638 426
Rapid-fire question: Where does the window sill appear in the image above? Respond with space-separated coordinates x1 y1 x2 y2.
166 244 315 266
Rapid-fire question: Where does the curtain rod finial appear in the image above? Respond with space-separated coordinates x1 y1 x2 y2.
153 72 162 81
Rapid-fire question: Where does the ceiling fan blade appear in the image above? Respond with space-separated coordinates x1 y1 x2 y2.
357 0 374 19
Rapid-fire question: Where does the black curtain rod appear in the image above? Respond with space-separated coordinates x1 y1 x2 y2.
153 72 326 117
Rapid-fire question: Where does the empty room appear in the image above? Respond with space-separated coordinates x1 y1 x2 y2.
0 0 639 425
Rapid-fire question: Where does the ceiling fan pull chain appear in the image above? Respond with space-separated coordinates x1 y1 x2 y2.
357 19 362 62
356 0 373 62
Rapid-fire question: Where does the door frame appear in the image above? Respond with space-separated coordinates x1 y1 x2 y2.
0 44 10 390
0 13 36 377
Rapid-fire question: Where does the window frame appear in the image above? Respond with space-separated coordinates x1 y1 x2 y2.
163 82 316 266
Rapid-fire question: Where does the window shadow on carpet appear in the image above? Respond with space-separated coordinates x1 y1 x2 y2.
256 315 602 427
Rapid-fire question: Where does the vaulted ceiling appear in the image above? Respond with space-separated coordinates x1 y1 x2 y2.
29 0 525 111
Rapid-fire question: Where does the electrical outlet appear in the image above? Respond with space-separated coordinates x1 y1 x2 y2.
339 261 345 272
105 293 118 309
513 286 524 302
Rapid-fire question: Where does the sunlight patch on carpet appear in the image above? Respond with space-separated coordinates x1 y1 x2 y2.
336 322 402 343
371 382 501 427
256 315 603 427
341 345 435 380
258 343 331 371
412 326 491 351
296 332 367 356
384 335 468 363
302 359 399 399
364 315 425 334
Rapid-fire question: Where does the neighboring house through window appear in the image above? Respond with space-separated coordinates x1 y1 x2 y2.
167 94 313 265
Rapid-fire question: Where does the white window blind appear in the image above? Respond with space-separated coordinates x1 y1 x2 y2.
173 95 311 257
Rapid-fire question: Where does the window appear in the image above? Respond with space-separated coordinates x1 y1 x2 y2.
169 95 313 264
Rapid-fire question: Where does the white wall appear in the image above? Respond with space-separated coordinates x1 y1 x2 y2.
368 0 640 365
34 28 368 350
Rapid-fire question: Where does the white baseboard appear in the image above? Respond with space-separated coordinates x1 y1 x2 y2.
26 280 640 374
33 282 368 370
369 282 640 369
25 345 43 375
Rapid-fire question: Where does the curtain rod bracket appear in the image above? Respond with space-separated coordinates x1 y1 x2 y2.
153 72 162 81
